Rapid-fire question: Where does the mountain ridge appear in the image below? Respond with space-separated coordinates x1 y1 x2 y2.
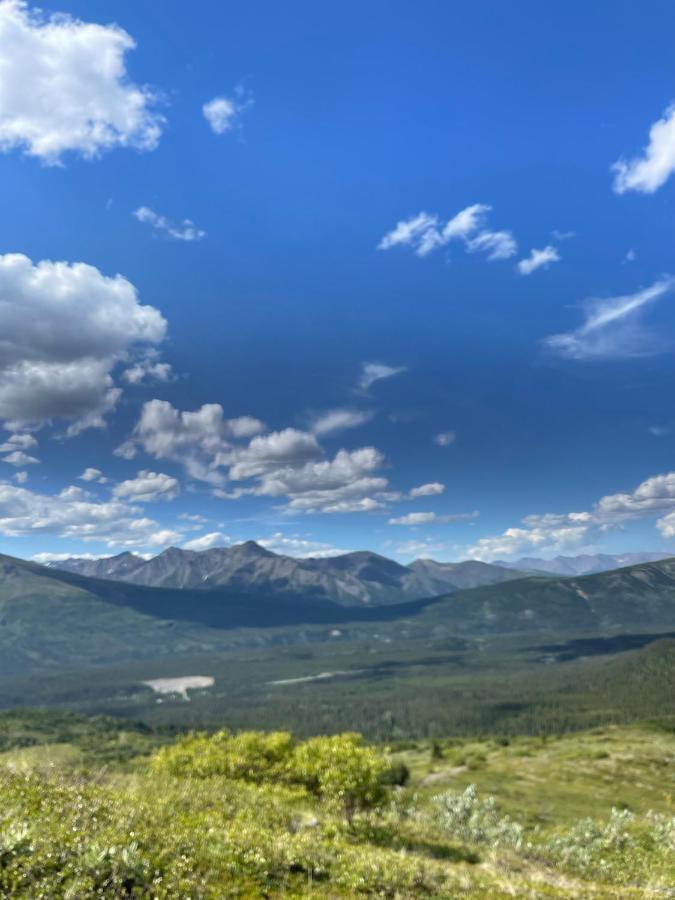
45 542 524 606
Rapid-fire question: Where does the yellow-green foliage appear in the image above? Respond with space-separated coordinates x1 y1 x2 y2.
151 728 294 781
290 732 389 821
2 721 674 898
152 728 391 822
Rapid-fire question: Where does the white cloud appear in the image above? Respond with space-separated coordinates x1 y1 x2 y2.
517 245 560 276
32 551 106 564
465 469 675 561
310 408 373 436
117 400 265 484
13 470 28 483
551 230 575 242
656 512 675 537
122 349 173 385
544 278 675 360
121 401 396 514
0 0 163 165
378 204 517 262
612 103 675 194
393 538 448 559
112 470 179 503
409 482 445 498
624 249 637 264
229 429 323 480
358 362 406 393
203 89 252 135
257 532 349 558
0 433 37 451
78 467 106 483
377 212 440 255
389 510 478 526
434 431 456 447
254 447 393 513
0 253 166 431
389 512 438 526
182 531 230 551
2 450 39 466
0 480 180 548
133 206 205 242
465 230 517 261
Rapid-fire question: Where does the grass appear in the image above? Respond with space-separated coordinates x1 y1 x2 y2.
0 711 672 897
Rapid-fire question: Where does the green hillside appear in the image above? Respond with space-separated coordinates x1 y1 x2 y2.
0 710 672 898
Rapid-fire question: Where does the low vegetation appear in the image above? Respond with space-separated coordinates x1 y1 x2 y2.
0 711 673 897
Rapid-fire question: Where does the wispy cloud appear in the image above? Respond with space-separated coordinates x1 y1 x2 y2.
310 408 373 436
434 431 456 447
544 277 675 360
388 510 477 526
517 245 560 276
612 103 675 194
378 204 517 262
133 206 205 241
357 362 406 393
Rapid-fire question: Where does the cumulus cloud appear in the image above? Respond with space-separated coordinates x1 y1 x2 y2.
466 469 675 561
0 0 163 165
79 467 106 483
182 531 230 551
1 449 39 466
133 206 205 242
116 400 265 484
378 204 517 262
434 431 456 447
257 532 350 558
243 445 395 514
409 482 445 498
32 551 107 564
112 469 179 503
358 362 406 393
0 433 37 452
612 103 675 194
13 471 28 483
203 89 252 135
122 349 173 385
229 429 323 480
517 245 560 275
544 278 675 361
0 253 166 431
0 480 180 548
310 408 373 436
121 400 397 514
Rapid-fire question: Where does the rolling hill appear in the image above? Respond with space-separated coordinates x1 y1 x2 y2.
2 552 675 678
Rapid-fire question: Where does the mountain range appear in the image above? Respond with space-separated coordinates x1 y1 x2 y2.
3 549 675 677
47 542 524 606
499 552 671 576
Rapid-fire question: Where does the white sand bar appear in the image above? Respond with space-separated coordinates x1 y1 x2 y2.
143 675 214 701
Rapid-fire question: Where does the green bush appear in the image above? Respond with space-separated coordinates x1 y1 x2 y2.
151 728 294 781
289 732 390 823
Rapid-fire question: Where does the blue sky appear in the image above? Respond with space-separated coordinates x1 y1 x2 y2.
1 0 675 563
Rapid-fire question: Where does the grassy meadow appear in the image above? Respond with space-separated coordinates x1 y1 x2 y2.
0 709 673 898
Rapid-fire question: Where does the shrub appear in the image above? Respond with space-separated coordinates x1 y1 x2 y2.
289 733 390 823
434 785 524 849
151 729 294 781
